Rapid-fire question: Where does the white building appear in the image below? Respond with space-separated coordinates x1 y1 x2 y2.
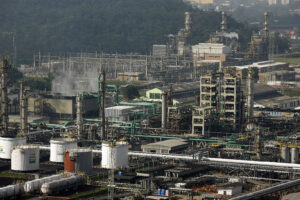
281 0 290 5
192 43 231 63
268 0 278 5
217 183 242 196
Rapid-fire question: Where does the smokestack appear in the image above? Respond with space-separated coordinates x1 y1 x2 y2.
264 12 269 39
264 12 270 60
185 12 191 33
1 58 10 136
161 91 167 129
19 82 28 136
100 69 106 139
221 11 227 32
76 92 83 140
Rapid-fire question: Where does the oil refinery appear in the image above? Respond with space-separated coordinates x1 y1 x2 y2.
0 8 300 200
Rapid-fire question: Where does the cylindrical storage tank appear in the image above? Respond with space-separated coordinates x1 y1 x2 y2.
0 184 21 198
64 152 75 173
0 137 26 159
291 148 299 164
41 176 83 195
101 141 128 169
281 147 290 163
24 173 72 193
50 139 77 163
11 145 40 171
64 149 93 175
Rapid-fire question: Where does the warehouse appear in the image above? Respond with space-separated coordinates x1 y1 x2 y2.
142 139 188 154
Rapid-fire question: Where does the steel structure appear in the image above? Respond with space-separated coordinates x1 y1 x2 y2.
229 178 300 200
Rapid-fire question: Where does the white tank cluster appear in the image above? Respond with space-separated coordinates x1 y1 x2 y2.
11 145 40 171
101 141 128 169
0 184 22 199
50 138 77 162
41 175 84 195
0 137 26 159
24 173 73 193
281 147 299 164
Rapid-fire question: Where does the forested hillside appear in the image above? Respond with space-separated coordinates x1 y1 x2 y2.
0 0 253 64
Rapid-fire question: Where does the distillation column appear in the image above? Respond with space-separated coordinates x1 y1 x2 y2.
19 83 28 135
161 91 167 129
247 69 254 121
100 69 106 139
0 58 10 136
76 93 83 140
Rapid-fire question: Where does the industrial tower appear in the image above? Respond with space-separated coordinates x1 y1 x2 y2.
0 58 11 136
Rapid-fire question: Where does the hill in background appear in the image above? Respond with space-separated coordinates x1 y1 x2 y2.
0 0 253 64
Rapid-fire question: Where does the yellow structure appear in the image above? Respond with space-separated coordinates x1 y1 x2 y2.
187 0 214 4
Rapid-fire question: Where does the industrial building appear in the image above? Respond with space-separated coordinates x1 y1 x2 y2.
138 81 200 105
142 139 188 154
27 95 98 122
192 43 232 64
192 71 244 135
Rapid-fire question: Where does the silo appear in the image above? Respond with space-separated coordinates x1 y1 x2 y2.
281 147 290 163
0 137 27 159
101 141 128 169
50 139 77 163
291 147 299 164
64 149 93 175
11 145 39 171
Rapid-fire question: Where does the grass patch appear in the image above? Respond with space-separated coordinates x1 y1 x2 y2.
274 57 300 65
282 89 300 97
273 53 300 65
0 172 28 179
68 187 107 200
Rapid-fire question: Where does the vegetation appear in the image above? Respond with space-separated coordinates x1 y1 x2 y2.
0 171 28 179
282 89 300 97
68 187 107 200
274 52 300 65
8 67 23 86
121 85 140 100
22 73 54 91
0 0 253 65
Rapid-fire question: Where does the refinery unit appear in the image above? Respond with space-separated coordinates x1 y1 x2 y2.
0 11 300 200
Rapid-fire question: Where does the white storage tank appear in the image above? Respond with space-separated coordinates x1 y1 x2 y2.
281 147 290 163
291 147 299 164
101 141 128 169
0 137 26 159
50 138 77 163
11 145 40 171
0 184 21 198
